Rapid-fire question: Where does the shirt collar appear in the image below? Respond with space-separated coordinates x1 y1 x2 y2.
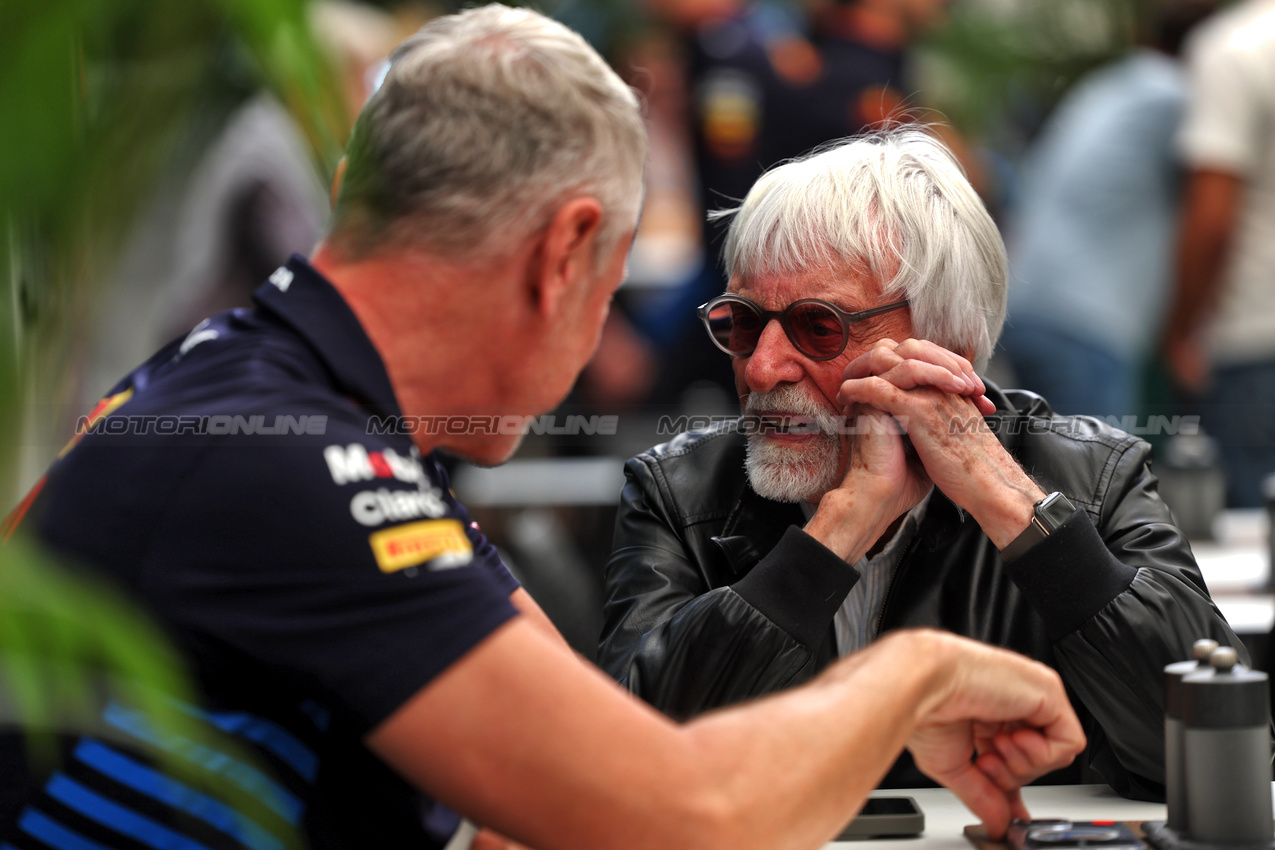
252 254 403 417
859 488 932 570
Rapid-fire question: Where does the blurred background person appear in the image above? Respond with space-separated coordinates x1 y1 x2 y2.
72 1 402 427
997 0 1218 419
162 1 400 337
1162 0 1275 508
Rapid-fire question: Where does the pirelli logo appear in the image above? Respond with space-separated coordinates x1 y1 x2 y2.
368 519 473 574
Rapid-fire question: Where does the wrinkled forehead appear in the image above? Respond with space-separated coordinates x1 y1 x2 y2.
727 264 886 312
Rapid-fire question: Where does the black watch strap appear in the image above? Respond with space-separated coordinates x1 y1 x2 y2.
999 491 1076 562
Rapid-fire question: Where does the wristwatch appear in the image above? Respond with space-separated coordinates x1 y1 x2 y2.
999 491 1076 562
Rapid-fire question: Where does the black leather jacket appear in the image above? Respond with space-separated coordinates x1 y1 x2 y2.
598 385 1243 800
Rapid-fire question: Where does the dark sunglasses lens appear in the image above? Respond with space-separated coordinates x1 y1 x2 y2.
705 300 763 354
787 302 846 358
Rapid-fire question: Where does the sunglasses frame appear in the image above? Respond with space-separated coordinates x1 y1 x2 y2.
697 294 911 361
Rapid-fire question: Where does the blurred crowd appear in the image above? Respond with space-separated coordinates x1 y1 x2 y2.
61 0 1275 636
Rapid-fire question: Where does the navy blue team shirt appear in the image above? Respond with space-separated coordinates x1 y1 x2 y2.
19 255 521 849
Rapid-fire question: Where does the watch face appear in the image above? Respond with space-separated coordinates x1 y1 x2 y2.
1036 492 1076 531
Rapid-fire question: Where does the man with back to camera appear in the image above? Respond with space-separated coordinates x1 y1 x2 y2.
11 6 1085 849
598 128 1243 802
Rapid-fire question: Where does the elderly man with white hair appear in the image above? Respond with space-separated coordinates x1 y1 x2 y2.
599 129 1241 801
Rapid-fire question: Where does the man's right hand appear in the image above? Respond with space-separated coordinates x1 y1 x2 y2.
901 632 1086 838
804 403 931 561
805 336 987 562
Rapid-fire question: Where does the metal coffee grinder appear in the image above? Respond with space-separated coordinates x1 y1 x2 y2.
1145 643 1274 850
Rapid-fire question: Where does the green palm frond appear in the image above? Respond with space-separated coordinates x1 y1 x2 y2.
1 1 343 841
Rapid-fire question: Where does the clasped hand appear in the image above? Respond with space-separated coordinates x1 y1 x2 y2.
829 338 1044 551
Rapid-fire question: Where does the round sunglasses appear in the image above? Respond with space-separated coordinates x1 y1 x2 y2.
697 294 911 361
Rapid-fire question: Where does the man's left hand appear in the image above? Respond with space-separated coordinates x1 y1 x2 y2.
838 339 1045 550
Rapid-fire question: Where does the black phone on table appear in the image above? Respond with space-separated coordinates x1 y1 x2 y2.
837 796 925 839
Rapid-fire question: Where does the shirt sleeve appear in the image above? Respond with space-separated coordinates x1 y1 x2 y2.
1179 32 1264 175
424 454 521 597
146 429 520 735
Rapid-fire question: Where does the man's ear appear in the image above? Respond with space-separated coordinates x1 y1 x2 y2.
528 197 604 318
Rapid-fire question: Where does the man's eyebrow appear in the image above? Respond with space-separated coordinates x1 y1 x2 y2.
728 288 878 314
810 293 870 313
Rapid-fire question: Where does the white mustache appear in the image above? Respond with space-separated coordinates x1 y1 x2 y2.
744 386 842 436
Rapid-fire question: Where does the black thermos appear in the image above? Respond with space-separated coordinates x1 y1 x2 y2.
1181 647 1273 844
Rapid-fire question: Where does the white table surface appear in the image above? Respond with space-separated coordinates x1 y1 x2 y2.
824 785 1173 849
1193 509 1268 592
1186 510 1274 634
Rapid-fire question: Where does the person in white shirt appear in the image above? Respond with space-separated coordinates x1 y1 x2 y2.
1164 0 1275 506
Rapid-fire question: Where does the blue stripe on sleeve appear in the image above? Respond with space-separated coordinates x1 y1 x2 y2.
102 701 303 824
164 699 318 782
44 773 214 850
74 739 285 850
18 808 113 850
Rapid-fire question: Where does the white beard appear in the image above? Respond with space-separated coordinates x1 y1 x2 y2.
743 385 844 503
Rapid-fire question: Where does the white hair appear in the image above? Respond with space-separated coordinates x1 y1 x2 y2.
717 129 1008 370
331 4 647 262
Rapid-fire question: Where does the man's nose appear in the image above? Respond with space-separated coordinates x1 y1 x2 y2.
742 319 807 393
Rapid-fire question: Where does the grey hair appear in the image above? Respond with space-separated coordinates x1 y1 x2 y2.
330 4 647 263
717 129 1008 370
